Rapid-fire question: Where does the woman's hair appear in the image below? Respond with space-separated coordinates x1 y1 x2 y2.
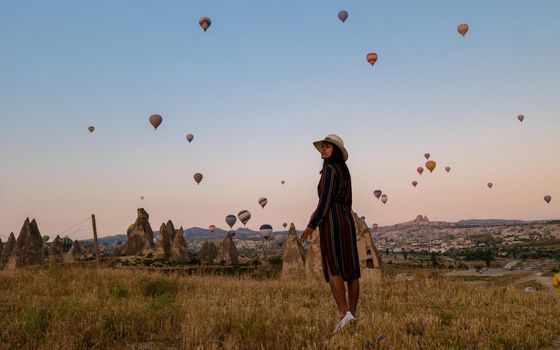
322 143 351 183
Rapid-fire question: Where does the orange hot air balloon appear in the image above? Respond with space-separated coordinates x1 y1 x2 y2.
193 172 203 185
366 53 378 66
544 195 551 204
424 153 430 160
417 167 424 175
412 181 418 187
517 114 524 122
199 16 211 32
445 166 451 173
149 114 163 130
425 160 436 173
487 182 493 189
457 23 469 37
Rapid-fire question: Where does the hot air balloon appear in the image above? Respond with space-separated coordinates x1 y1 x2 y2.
366 53 378 66
425 160 436 173
186 133 194 143
445 166 451 173
380 194 388 204
517 114 524 122
487 182 493 189
258 197 268 208
149 114 163 130
199 16 211 32
193 173 203 185
338 10 348 23
412 181 418 187
238 210 251 226
209 225 216 233
544 195 552 204
259 224 273 240
424 153 430 160
282 222 287 229
140 196 144 200
457 23 469 37
281 180 285 185
417 167 424 175
225 215 237 229
88 126 95 133
374 190 382 199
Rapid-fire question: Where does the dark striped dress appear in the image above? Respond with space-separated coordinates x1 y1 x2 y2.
307 163 361 282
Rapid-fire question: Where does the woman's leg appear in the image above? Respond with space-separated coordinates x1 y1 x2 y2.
347 278 359 315
326 263 349 318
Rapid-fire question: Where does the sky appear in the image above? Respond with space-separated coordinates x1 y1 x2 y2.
1 0 559 240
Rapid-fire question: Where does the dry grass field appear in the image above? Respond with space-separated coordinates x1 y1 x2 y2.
0 266 559 350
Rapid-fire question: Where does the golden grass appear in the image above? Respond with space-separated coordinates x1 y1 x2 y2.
0 266 558 349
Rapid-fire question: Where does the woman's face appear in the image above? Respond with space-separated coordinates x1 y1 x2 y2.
320 142 333 159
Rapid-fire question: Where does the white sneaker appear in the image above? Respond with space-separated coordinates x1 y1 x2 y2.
332 312 356 335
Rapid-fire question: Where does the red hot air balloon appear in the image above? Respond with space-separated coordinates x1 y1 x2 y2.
380 194 388 204
199 17 211 32
193 173 203 185
238 210 251 226
417 167 424 175
149 114 163 130
412 181 418 187
544 195 552 204
366 53 378 66
457 23 469 37
424 153 430 160
209 225 216 233
338 10 348 23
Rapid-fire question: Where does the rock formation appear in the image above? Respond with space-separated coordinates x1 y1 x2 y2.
1 233 16 268
216 231 239 265
124 208 155 256
170 227 191 262
49 235 64 256
281 223 306 279
155 220 176 259
353 213 382 282
0 239 3 267
304 227 323 280
198 241 218 263
6 218 45 269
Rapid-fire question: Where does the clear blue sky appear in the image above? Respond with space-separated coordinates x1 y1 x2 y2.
1 1 559 239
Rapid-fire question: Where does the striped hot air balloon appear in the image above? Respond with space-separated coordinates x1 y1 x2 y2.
366 52 378 66
193 173 203 185
238 210 251 226
259 224 273 240
258 197 268 208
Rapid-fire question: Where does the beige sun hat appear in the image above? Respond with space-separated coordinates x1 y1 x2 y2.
313 134 348 161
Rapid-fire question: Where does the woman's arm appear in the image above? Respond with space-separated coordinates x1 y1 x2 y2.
307 165 336 230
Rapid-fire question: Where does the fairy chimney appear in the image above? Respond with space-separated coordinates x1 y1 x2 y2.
281 223 306 279
155 220 176 259
1 233 16 269
49 235 64 256
352 213 382 282
125 208 155 256
304 227 323 279
216 231 239 265
170 227 191 262
198 241 218 263
7 218 45 269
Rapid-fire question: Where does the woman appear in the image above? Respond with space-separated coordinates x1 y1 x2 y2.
300 134 361 335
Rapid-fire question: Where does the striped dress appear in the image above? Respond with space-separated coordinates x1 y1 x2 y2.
307 163 361 282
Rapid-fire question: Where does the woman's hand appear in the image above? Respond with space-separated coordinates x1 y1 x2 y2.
300 227 314 243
